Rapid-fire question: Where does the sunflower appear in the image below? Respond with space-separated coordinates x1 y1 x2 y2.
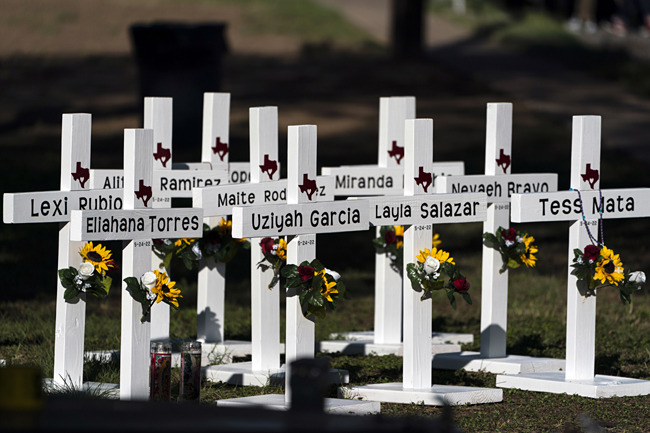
79 242 114 275
276 238 287 261
520 234 538 268
416 247 454 265
315 270 338 302
393 225 404 249
429 247 455 265
174 238 193 248
432 232 441 248
150 269 182 307
217 218 232 236
594 246 625 286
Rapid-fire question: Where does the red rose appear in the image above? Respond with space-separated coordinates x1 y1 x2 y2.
584 245 600 262
384 229 396 245
260 237 275 254
453 278 470 293
298 266 315 281
501 228 517 243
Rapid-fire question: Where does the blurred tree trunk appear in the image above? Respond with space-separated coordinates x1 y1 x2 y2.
391 0 425 59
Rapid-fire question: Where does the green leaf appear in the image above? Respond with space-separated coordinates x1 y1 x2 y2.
482 233 499 249
63 287 79 302
406 263 422 291
462 292 472 305
310 259 324 272
507 257 522 269
58 267 77 290
281 265 298 279
311 273 323 290
446 289 457 310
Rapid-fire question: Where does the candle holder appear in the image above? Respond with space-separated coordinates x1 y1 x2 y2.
150 341 172 401
180 341 202 401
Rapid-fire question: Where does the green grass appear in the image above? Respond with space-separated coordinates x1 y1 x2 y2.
184 0 376 48
2 250 650 431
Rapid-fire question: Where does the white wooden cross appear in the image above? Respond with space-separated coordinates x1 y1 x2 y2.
497 115 650 397
340 119 502 405
214 125 379 414
70 128 203 400
90 94 231 350
319 96 468 356
433 102 565 374
3 113 126 391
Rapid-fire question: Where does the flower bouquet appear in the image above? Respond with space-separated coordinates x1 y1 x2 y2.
153 218 250 270
58 242 117 301
405 247 471 309
281 259 345 319
571 244 645 304
197 219 250 264
482 227 538 273
372 226 404 272
153 237 200 270
373 226 441 273
257 237 287 289
124 269 182 323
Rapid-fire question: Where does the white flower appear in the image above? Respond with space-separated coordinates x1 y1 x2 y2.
271 244 278 255
505 240 515 247
629 271 646 290
141 271 158 290
78 262 95 280
423 256 441 275
325 268 340 281
516 236 523 243
192 242 203 260
576 257 584 265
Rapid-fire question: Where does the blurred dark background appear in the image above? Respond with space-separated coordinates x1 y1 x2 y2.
2 0 650 300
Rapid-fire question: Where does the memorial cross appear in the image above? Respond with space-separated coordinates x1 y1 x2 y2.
497 115 650 397
70 128 203 400
319 96 467 356
340 119 502 405
90 94 231 347
3 113 124 390
215 125 379 414
433 102 565 374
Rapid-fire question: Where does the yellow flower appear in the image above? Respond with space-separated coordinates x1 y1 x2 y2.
430 247 454 265
416 248 431 263
174 238 193 247
520 234 538 268
315 270 338 303
79 242 114 275
217 218 232 236
150 269 182 307
276 238 287 261
416 247 454 265
393 225 404 249
594 246 624 286
432 232 441 248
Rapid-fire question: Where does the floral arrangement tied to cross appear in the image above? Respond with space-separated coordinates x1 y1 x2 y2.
58 242 118 301
153 218 250 270
281 259 345 319
124 269 182 323
405 247 471 309
571 244 645 304
257 237 287 289
373 225 441 273
482 226 538 273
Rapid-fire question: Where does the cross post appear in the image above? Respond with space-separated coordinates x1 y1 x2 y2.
497 115 650 397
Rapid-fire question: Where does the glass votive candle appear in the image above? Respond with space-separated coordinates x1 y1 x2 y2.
179 341 202 402
150 341 172 401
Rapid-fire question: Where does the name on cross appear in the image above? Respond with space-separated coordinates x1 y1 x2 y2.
369 193 487 225
91 169 228 197
4 190 124 224
232 200 369 238
194 177 334 216
512 188 650 222
69 208 203 241
436 174 557 203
